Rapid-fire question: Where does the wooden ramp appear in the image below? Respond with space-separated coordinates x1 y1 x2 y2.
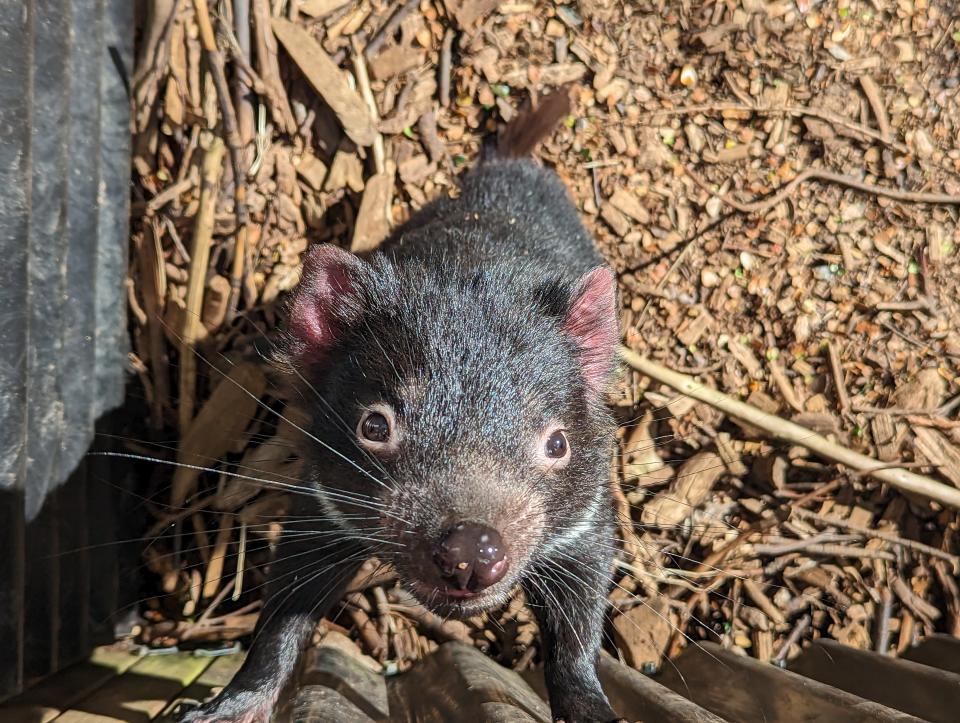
0 645 242 723
4 636 959 722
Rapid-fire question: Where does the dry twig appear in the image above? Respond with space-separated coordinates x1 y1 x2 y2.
192 0 250 324
179 134 225 430
619 347 960 510
685 165 960 217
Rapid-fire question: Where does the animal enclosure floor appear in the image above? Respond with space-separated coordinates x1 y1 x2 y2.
0 644 243 723
3 635 958 722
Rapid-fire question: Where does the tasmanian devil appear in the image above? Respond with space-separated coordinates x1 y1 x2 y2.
178 87 623 723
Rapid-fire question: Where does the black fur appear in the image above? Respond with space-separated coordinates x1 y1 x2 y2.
178 156 621 723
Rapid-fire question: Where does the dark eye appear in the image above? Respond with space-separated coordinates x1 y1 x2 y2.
545 430 568 458
361 412 390 442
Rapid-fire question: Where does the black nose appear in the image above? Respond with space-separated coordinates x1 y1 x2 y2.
433 522 508 592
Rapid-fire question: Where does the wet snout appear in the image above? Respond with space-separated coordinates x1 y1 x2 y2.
432 521 508 593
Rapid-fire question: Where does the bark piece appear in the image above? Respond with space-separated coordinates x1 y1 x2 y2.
272 18 378 146
640 451 724 527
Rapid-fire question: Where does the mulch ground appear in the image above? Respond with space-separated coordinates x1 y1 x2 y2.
126 0 960 677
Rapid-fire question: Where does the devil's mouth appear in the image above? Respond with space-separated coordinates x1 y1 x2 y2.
410 581 487 605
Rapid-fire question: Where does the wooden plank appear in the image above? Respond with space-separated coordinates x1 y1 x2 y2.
157 654 245 719
289 686 379 723
0 646 139 723
53 654 212 723
23 490 60 684
56 465 92 667
87 420 124 645
657 641 923 723
789 639 960 723
387 642 550 723
901 634 960 675
521 657 725 723
0 489 26 700
301 646 389 720
597 654 726 723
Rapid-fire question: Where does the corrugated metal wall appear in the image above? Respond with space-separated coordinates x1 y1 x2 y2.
0 0 135 700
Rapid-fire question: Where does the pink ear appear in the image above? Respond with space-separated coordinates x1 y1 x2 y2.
287 244 363 362
562 267 619 395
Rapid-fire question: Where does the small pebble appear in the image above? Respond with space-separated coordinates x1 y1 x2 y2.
827 44 851 61
545 19 565 37
680 65 698 88
813 265 835 281
913 129 935 159
840 203 864 221
895 40 916 62
705 196 723 218
684 123 706 153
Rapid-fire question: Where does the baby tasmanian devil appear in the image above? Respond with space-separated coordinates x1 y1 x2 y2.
179 89 624 723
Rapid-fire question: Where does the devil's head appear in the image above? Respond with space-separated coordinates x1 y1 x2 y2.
282 243 619 615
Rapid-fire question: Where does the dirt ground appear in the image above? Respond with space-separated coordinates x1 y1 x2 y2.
127 0 960 677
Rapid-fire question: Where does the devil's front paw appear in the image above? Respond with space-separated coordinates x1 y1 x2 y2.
551 703 626 723
173 690 273 723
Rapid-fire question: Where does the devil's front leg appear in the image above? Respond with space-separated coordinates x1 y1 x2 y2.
523 530 621 723
177 518 365 723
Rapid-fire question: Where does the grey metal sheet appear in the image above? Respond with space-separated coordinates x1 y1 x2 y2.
94 0 132 418
24 0 72 520
62 0 105 478
0 0 33 492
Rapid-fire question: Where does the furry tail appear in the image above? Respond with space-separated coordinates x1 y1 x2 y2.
482 84 574 161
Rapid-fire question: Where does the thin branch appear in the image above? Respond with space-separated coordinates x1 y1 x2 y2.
685 164 960 217
619 347 960 510
791 507 960 570
193 0 250 324
645 101 908 152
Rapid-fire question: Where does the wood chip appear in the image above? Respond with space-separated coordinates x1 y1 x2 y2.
271 18 378 146
369 46 426 81
743 579 787 626
622 411 673 487
202 514 233 600
715 432 748 476
201 274 231 332
890 368 946 410
325 146 365 192
295 151 329 191
892 577 942 622
299 0 352 17
790 411 842 439
352 166 395 254
539 62 588 85
912 427 960 488
172 362 268 506
727 338 764 379
444 0 498 28
676 308 713 347
640 451 724 527
600 202 631 237
608 188 650 224
612 595 672 670
398 153 434 186
872 414 906 461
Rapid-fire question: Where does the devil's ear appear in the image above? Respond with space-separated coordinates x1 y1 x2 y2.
562 267 620 395
286 244 366 364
